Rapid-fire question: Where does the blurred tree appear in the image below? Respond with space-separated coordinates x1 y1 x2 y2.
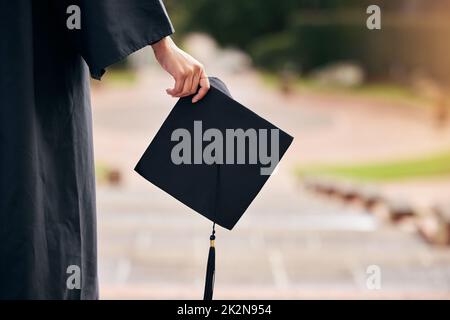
166 0 450 83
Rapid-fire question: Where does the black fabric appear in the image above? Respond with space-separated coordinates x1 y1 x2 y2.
135 78 294 230
60 0 174 79
0 0 173 299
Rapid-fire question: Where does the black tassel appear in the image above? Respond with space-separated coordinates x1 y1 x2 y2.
203 224 216 300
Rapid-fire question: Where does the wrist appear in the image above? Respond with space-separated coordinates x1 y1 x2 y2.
152 36 172 55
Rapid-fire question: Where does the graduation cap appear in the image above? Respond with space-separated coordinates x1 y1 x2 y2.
135 77 293 299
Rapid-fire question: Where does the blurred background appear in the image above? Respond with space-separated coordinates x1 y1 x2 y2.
92 0 450 299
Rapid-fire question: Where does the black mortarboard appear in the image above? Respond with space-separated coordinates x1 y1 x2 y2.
135 77 293 299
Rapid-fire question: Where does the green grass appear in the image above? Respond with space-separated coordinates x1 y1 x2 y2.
297 151 450 182
103 69 137 85
95 162 112 184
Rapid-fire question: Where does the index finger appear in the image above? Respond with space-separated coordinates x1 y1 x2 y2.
167 76 185 96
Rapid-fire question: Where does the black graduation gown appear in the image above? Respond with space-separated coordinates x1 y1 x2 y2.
0 0 174 299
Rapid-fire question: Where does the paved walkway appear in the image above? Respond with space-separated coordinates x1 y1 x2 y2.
92 66 450 299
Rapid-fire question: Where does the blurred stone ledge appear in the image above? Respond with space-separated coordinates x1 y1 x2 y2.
302 176 450 246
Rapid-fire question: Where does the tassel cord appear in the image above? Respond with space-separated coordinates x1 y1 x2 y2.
203 223 216 300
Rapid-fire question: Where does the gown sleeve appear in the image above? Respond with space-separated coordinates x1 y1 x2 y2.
61 0 174 80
